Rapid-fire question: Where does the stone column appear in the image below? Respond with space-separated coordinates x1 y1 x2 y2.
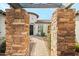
47 24 51 55
51 9 75 56
5 9 30 56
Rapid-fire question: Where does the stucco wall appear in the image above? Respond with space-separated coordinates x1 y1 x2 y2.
29 14 38 24
36 24 49 36
43 24 49 36
75 15 79 42
34 24 38 35
0 14 5 38
29 13 38 35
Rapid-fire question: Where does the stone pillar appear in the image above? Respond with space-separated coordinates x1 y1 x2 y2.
5 9 30 56
51 12 57 55
51 9 75 56
47 24 51 55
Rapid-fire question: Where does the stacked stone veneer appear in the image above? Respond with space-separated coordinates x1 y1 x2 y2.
51 9 76 56
47 24 51 55
5 9 30 56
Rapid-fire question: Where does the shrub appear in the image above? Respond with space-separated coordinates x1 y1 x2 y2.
0 40 6 53
75 44 79 52
41 32 45 36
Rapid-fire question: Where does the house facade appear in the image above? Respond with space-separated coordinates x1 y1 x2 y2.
28 12 51 36
28 12 39 35
35 20 51 36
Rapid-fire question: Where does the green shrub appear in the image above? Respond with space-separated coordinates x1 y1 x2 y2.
0 40 6 53
41 32 45 36
2 37 5 40
75 44 79 52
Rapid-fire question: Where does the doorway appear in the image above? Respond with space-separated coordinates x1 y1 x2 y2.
30 25 34 35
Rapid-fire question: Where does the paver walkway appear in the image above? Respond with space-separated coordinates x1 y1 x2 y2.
30 36 49 56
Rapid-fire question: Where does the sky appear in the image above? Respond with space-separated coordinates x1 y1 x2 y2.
25 8 56 20
71 3 79 11
0 3 79 20
0 3 10 11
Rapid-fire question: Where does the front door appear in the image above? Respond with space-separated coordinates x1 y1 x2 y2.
30 25 33 35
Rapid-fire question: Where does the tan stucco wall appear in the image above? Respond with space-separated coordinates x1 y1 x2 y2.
29 14 38 24
36 24 49 36
29 14 38 35
0 14 5 38
75 15 79 42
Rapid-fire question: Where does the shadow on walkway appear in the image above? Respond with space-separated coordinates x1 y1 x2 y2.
29 41 36 56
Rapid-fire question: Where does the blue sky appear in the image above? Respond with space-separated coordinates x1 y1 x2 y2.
0 3 79 20
25 8 55 20
0 3 10 11
71 3 79 11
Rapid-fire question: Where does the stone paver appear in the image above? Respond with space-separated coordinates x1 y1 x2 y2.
30 36 49 56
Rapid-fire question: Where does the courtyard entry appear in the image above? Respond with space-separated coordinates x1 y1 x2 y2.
0 3 77 56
